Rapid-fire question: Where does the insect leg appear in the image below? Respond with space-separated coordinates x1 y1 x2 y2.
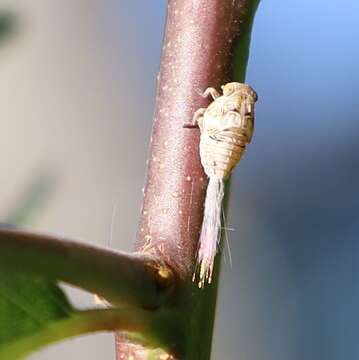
183 107 206 128
202 87 221 100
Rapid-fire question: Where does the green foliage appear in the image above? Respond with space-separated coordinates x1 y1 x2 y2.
0 12 16 45
0 272 74 359
0 270 167 359
0 273 73 344
0 272 73 347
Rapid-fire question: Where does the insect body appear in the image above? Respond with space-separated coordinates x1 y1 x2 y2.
187 82 257 287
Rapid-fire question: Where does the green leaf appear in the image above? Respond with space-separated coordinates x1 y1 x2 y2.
0 271 166 359
0 272 73 359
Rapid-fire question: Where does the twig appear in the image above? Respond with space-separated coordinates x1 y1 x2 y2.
0 228 175 309
117 0 260 359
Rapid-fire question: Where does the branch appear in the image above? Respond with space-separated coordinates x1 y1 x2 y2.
0 228 175 309
135 0 260 279
117 0 260 359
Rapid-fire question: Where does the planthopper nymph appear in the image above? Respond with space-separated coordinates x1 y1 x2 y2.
185 82 257 288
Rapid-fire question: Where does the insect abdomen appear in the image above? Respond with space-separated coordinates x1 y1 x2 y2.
200 128 249 179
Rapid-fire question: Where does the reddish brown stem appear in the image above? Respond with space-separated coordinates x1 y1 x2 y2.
116 0 259 358
135 0 255 279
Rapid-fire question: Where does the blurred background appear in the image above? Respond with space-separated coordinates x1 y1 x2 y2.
0 0 358 359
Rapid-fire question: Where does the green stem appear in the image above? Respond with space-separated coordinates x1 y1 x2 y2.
0 308 152 360
233 0 261 82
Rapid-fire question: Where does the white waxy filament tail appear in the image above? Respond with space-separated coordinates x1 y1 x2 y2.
196 176 224 288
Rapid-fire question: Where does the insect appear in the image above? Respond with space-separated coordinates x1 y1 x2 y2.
185 82 257 288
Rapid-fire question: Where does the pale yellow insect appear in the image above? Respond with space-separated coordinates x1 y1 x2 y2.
187 82 257 287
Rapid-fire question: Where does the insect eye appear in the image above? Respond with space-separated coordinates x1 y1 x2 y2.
223 84 234 95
